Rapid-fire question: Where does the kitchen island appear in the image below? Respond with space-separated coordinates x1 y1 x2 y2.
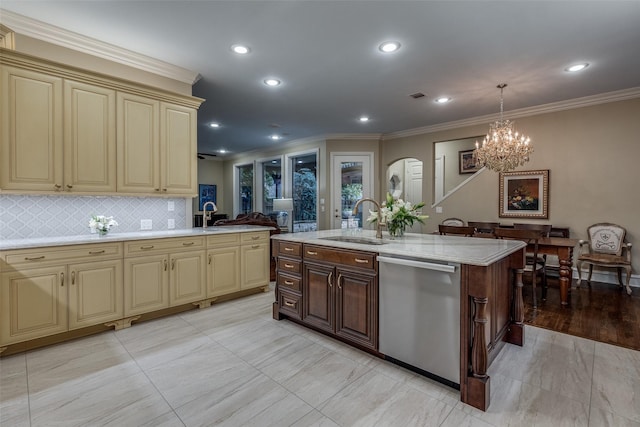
272 229 526 411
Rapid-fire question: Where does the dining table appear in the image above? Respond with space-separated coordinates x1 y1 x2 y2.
535 236 579 306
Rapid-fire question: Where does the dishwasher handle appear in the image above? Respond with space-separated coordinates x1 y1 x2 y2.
377 255 457 273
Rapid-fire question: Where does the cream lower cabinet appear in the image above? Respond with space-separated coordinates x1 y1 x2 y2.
123 237 206 317
0 242 123 347
206 233 241 297
240 231 270 290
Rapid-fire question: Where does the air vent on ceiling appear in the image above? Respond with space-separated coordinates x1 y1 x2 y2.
409 92 426 99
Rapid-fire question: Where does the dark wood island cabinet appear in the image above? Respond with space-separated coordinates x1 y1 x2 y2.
272 231 526 412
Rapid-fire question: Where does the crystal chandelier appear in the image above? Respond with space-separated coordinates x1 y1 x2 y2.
473 84 533 172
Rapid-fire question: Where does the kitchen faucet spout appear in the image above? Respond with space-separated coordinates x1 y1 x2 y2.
353 198 385 239
202 201 218 229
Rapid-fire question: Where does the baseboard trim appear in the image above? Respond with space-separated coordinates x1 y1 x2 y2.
571 267 639 288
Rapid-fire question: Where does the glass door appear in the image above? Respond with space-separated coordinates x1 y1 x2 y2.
331 154 373 230
290 152 317 232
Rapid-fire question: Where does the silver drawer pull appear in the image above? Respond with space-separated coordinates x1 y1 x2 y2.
284 280 294 285
140 245 154 250
252 245 260 249
284 263 294 268
284 247 294 252
306 250 318 255
182 242 195 246
354 258 369 264
25 255 45 261
251 236 260 240
284 301 296 307
89 250 105 255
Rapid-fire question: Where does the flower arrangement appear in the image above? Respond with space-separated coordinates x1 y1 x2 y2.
366 193 428 238
89 215 118 236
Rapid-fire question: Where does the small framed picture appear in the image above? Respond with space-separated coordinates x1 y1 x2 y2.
499 170 549 218
459 149 482 174
198 184 217 211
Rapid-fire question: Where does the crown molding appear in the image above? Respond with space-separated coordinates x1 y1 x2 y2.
0 10 201 85
383 86 640 140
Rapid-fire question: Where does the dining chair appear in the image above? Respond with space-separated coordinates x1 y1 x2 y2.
577 223 633 295
438 224 476 236
441 217 465 226
494 227 548 308
468 221 500 236
514 223 552 271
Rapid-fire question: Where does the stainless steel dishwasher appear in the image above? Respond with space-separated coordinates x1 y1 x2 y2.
378 255 461 388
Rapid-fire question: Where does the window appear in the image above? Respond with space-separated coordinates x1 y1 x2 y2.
260 158 282 217
290 152 317 232
237 164 254 215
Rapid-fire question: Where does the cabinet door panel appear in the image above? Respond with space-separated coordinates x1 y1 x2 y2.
241 243 270 289
64 80 116 192
335 268 377 349
302 262 334 333
117 92 159 193
124 254 168 317
1 266 67 345
68 259 123 330
207 247 240 297
1 67 63 191
170 251 206 306
161 103 196 194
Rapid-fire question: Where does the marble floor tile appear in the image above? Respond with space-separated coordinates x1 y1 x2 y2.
589 405 640 427
0 354 30 427
591 351 640 423
29 370 173 427
289 410 340 427
175 373 312 427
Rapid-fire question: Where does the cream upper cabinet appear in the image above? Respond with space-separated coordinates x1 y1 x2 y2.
1 265 67 346
117 92 160 193
1 66 63 191
161 102 197 195
117 94 198 195
64 80 117 192
67 258 123 330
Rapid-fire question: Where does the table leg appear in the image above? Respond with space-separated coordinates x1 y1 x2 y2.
558 247 574 306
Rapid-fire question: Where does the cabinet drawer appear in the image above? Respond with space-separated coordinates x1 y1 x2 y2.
277 272 301 291
241 231 270 244
278 258 302 275
125 237 205 256
3 242 122 267
276 241 302 258
206 232 240 248
304 244 376 270
279 289 302 319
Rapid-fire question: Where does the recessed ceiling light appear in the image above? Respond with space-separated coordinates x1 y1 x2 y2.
270 135 281 140
209 122 220 128
297 160 303 164
565 63 589 72
379 41 401 53
435 97 451 104
264 78 281 87
231 44 250 54
218 149 227 154
359 116 370 122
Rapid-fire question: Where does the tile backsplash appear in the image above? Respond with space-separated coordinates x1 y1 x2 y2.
0 195 189 240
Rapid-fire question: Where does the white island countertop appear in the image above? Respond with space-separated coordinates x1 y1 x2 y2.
0 225 274 251
272 229 526 266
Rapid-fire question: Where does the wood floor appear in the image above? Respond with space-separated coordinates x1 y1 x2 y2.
522 276 640 351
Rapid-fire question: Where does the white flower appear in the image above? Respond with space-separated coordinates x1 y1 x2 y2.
89 214 118 233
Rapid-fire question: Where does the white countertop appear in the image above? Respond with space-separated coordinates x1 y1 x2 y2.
0 225 274 251
272 229 526 266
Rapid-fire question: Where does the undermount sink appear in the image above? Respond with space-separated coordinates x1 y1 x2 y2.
319 236 387 245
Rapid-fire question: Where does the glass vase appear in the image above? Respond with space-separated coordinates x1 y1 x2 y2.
387 222 405 239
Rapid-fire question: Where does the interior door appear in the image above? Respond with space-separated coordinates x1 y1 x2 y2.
331 154 373 230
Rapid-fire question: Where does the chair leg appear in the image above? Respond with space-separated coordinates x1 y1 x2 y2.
531 270 537 309
624 266 632 296
587 264 594 284
576 261 583 286
541 267 548 301
617 268 623 287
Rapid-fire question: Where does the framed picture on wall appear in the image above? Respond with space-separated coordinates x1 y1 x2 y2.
198 184 217 211
499 169 549 218
459 149 482 174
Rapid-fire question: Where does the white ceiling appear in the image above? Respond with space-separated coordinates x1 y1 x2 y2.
2 1 640 158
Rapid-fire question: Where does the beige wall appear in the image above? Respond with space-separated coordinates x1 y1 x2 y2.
382 98 640 273
192 158 225 219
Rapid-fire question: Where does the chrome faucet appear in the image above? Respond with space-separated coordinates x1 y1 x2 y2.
202 201 218 229
353 198 386 239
